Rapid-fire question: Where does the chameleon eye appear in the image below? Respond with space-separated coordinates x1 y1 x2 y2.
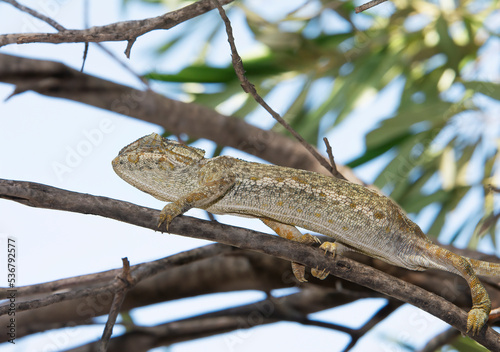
127 154 140 164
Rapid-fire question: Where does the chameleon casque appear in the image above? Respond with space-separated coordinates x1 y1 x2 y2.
113 132 500 335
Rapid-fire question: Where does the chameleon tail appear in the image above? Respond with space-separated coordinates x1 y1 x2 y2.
466 257 500 277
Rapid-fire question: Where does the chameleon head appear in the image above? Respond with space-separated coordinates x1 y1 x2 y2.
112 133 205 169
112 133 206 199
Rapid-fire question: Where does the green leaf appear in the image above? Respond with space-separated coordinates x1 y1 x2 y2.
451 333 490 351
427 186 471 240
456 143 478 184
373 130 435 193
398 168 438 213
191 81 248 110
462 81 500 101
365 100 455 150
435 15 462 71
145 66 236 83
347 131 413 168
403 189 451 214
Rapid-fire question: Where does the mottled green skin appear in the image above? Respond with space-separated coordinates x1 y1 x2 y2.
113 133 499 335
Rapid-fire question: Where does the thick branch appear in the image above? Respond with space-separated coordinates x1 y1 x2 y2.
0 53 361 178
0 179 499 349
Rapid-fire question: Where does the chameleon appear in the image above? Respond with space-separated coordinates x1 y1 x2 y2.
112 132 500 335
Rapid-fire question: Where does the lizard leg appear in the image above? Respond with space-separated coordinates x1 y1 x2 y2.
311 242 351 279
159 172 235 229
425 244 491 335
261 218 322 282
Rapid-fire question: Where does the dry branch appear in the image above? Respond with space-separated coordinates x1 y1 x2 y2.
0 53 358 178
0 0 234 55
1 179 500 349
65 288 395 352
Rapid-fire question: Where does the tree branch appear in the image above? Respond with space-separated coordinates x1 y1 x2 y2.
0 178 499 349
0 53 360 180
66 288 363 352
0 0 234 52
355 0 389 13
98 258 132 352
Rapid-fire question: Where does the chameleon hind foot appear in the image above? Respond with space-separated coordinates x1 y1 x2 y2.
292 262 307 282
466 307 489 335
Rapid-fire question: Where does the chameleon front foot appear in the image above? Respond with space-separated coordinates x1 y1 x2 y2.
158 213 172 229
158 203 183 230
466 307 489 335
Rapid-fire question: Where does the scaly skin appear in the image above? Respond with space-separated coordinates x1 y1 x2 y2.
112 133 500 335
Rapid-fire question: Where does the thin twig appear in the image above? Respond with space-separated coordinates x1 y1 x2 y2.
0 0 235 48
98 258 134 352
489 185 500 193
81 0 90 71
323 137 347 180
355 0 389 13
82 42 89 71
71 289 364 351
3 0 149 88
211 0 336 177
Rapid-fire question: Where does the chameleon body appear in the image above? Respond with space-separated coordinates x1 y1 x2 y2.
113 133 500 335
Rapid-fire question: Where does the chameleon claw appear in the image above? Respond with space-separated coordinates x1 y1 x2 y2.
157 213 172 231
319 241 337 257
309 242 337 280
291 262 307 282
300 233 321 245
311 267 329 280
